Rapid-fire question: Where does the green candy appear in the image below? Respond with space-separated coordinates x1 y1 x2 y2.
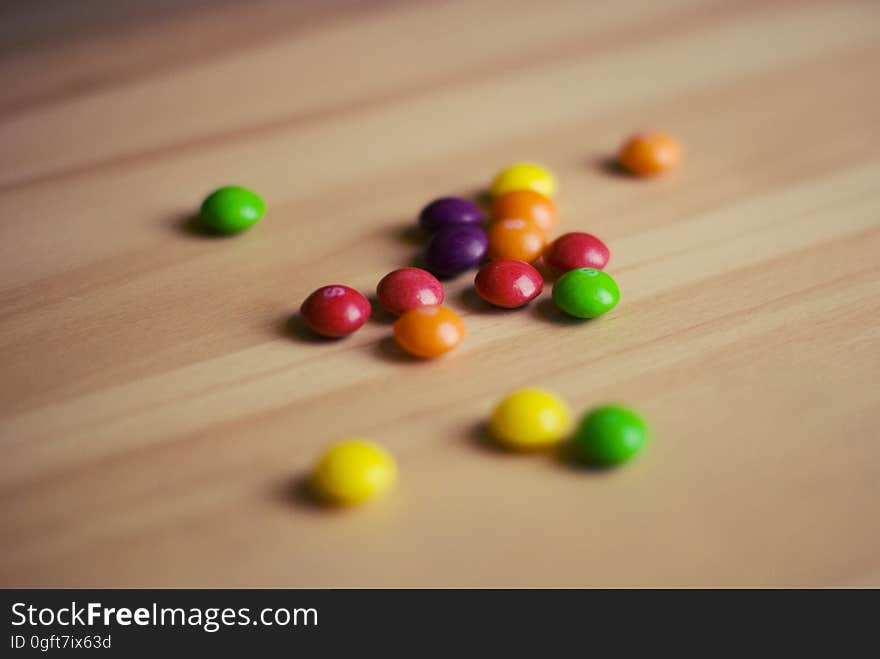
573 405 649 466
552 268 619 318
199 185 265 234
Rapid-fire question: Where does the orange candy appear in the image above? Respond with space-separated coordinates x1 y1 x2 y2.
492 189 556 232
618 131 682 176
486 217 547 263
393 305 465 358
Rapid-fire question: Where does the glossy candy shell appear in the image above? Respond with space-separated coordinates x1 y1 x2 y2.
486 218 547 263
489 388 572 450
492 189 556 232
552 268 620 319
300 285 371 337
490 162 558 198
199 185 265 234
418 197 484 233
572 405 649 466
543 232 610 276
393 305 465 358
474 259 543 308
310 438 398 505
376 268 444 315
424 225 488 277
618 132 682 176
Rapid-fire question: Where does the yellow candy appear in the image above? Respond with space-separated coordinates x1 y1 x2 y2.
310 438 397 506
489 388 572 450
490 162 558 198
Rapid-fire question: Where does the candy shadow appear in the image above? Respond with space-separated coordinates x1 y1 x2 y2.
592 155 635 179
277 474 320 507
390 222 428 246
367 295 396 325
457 287 522 315
172 212 238 239
432 268 475 283
533 257 557 282
407 252 431 271
411 259 476 282
373 336 420 364
465 421 510 456
531 298 593 326
471 188 493 213
278 313 340 344
554 442 619 475
274 474 356 513
465 421 558 458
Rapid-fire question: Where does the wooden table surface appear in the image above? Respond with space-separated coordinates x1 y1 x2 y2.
1 0 879 588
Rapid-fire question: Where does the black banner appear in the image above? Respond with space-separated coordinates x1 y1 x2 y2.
1 589 874 655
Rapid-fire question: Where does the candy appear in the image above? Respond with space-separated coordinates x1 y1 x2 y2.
490 162 558 198
572 405 649 466
489 388 572 450
418 197 484 233
543 232 610 276
393 305 464 358
491 189 556 232
618 132 682 176
376 267 444 315
424 224 488 277
552 268 620 319
199 185 265 234
474 259 543 308
486 217 546 263
300 285 370 337
310 438 397 505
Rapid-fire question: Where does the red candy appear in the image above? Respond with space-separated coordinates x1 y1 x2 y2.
300 285 370 337
543 232 610 276
376 268 445 315
474 259 544 308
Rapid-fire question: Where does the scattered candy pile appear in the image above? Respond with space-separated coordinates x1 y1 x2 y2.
297 160 618 352
196 132 682 507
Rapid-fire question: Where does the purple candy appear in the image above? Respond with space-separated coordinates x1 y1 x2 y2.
424 225 488 278
418 197 484 233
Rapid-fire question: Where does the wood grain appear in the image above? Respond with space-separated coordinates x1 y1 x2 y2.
1 0 878 587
